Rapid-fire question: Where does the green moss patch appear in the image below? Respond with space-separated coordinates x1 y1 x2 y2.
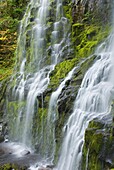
0 68 13 81
49 57 79 90
72 24 111 58
82 119 114 170
0 163 27 170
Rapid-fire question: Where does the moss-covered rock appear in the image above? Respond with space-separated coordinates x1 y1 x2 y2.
49 57 78 90
32 107 48 150
73 24 111 58
82 116 114 170
50 55 95 163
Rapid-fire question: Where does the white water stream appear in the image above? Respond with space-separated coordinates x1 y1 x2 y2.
46 66 76 160
6 0 114 169
28 35 114 169
56 34 114 170
12 0 53 148
7 0 71 161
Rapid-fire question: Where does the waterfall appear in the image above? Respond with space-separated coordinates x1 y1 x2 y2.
11 0 54 149
56 34 114 170
46 67 76 160
46 56 92 161
7 0 71 159
5 0 114 169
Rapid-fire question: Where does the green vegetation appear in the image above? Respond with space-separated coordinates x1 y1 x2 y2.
63 1 72 23
82 120 114 170
73 24 111 58
1 163 27 170
32 107 48 147
48 0 111 93
0 0 28 81
7 101 26 138
0 0 113 169
49 57 78 90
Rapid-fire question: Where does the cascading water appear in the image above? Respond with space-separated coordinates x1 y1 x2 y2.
56 34 114 170
46 56 91 161
5 0 114 169
46 67 76 160
10 0 54 149
7 0 71 159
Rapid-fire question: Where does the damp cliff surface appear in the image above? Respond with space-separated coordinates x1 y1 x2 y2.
0 0 114 169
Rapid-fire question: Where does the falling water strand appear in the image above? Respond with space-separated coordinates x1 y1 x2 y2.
56 34 114 170
46 56 92 161
85 148 89 170
46 67 76 160
7 0 71 160
42 0 71 160
21 0 51 146
51 0 70 64
11 0 52 148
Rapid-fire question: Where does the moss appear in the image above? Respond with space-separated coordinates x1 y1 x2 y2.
8 101 25 115
0 78 10 117
32 107 48 150
82 119 114 170
82 121 104 170
1 163 12 170
49 57 79 90
0 68 13 81
0 0 113 167
72 23 84 35
63 1 112 61
63 2 72 23
0 163 27 170
7 101 26 138
72 24 111 59
0 30 17 81
37 108 47 122
49 52 95 94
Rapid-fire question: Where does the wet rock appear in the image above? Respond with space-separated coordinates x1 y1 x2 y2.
0 136 4 143
46 164 55 169
30 17 34 22
21 150 30 156
82 116 114 170
38 168 52 170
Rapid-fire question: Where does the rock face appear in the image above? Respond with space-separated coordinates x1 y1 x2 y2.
72 0 113 24
0 0 114 169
